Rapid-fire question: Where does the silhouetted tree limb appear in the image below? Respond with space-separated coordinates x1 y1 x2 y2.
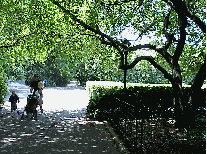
119 55 175 84
52 0 123 54
191 55 206 91
163 0 206 33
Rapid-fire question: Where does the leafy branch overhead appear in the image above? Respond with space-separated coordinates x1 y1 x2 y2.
50 0 206 127
0 28 40 49
0 0 205 88
0 0 205 113
51 0 156 53
119 55 175 83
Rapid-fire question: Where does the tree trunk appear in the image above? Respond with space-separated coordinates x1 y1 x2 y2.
172 82 184 128
171 62 184 128
187 57 206 128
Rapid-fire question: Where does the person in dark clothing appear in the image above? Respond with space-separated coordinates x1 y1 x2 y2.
9 91 20 112
30 74 42 93
30 74 44 113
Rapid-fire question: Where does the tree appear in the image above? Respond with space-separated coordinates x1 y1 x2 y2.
0 0 121 87
0 0 205 128
51 0 206 127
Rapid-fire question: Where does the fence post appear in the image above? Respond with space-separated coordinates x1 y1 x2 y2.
130 117 133 147
124 115 127 143
135 117 138 152
141 118 144 150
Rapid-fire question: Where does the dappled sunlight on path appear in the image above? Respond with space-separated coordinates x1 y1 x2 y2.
0 110 119 153
0 82 120 153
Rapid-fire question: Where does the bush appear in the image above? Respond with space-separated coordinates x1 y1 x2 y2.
86 84 206 121
0 71 9 107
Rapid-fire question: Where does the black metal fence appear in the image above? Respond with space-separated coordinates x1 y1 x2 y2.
95 101 205 153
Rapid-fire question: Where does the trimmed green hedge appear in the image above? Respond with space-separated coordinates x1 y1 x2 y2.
86 85 206 120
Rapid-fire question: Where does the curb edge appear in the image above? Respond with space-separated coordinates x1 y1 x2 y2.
103 121 130 154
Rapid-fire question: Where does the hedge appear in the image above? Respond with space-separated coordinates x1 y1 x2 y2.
86 84 206 120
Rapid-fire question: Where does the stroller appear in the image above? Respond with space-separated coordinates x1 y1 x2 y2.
21 93 39 120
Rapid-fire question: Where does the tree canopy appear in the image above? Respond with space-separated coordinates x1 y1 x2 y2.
50 0 206 127
0 0 206 127
0 0 205 90
1 0 205 82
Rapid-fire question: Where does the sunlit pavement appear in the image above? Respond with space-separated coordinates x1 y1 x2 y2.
0 82 119 153
3 82 90 112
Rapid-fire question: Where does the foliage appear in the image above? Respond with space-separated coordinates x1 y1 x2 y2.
24 56 72 87
47 1 206 112
0 69 9 106
127 61 170 84
51 0 205 127
86 84 206 121
0 0 205 109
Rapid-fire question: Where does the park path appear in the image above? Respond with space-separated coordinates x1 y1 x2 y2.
0 82 121 153
3 81 90 112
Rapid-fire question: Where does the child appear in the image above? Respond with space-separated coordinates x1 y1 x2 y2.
9 91 20 112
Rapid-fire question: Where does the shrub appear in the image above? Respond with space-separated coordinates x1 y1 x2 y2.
0 71 9 107
86 84 206 121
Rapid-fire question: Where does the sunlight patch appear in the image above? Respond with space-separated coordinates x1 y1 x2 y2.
1 138 17 142
20 134 33 136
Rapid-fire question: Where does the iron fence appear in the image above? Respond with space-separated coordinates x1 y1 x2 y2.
95 101 205 153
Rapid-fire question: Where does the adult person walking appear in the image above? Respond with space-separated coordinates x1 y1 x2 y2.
30 74 44 113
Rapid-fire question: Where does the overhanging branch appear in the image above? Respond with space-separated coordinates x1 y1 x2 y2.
119 55 174 84
172 37 185 62
164 0 206 33
51 1 159 55
119 56 150 70
186 12 206 33
51 0 123 54
128 44 156 51
135 21 157 42
173 17 187 62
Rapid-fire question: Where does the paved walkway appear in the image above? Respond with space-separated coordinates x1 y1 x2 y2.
0 110 120 153
0 82 121 153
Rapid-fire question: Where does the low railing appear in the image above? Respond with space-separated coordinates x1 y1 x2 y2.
94 101 205 153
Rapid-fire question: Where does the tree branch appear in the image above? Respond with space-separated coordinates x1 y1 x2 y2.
191 54 206 91
51 0 123 54
51 1 161 55
186 12 206 33
154 40 173 68
120 56 150 70
152 10 174 67
135 20 157 42
162 0 192 68
119 55 175 84
166 0 206 33
128 44 156 51
163 8 177 46
173 17 187 62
